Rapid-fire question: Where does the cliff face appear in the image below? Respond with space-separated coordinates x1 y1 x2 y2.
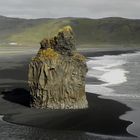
28 26 88 109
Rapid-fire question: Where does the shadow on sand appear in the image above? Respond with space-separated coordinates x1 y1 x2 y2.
2 88 31 107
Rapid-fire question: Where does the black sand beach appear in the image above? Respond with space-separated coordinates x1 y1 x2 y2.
0 90 132 136
0 47 138 139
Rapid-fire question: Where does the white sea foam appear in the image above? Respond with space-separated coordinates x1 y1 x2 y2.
86 51 140 99
100 69 129 86
87 55 128 86
85 84 140 99
85 84 114 95
0 115 4 121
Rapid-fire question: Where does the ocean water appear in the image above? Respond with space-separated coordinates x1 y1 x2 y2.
86 51 140 137
86 51 140 99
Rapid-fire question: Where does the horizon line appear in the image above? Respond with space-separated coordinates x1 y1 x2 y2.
0 14 140 20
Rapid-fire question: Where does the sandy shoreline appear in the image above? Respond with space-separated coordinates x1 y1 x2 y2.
0 48 138 139
0 90 132 136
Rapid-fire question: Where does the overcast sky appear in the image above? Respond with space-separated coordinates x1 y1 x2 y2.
0 0 140 19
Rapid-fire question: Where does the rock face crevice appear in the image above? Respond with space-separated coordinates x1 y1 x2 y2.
28 26 88 109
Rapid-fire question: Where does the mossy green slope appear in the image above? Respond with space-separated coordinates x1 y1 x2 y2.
8 19 71 45
71 17 140 45
1 16 140 46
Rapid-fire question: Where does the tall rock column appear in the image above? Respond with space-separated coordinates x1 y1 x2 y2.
28 26 88 109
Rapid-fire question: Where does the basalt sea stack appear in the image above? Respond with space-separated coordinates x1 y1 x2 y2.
28 26 88 109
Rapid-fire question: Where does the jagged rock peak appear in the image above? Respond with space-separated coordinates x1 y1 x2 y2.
40 26 76 55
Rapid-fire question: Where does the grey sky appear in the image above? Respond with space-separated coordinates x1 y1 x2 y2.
0 0 140 19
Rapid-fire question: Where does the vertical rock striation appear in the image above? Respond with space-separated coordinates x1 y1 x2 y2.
28 26 88 109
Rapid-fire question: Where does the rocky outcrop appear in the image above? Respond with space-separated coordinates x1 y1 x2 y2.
28 26 88 109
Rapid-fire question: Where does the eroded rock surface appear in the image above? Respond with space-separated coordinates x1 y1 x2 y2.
28 26 88 109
